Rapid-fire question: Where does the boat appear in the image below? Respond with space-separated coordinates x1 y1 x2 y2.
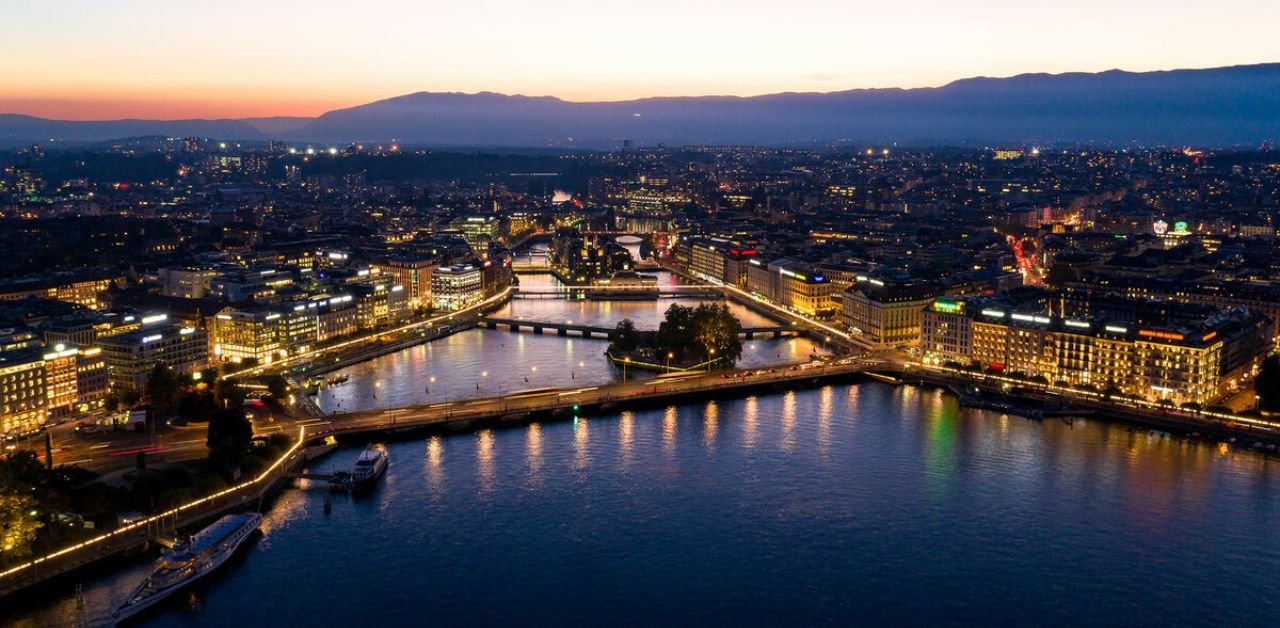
113 513 263 623
348 444 389 490
326 374 350 386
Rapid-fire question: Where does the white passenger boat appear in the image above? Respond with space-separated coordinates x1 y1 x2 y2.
113 513 263 623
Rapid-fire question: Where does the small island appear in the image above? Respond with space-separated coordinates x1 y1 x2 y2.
607 303 744 373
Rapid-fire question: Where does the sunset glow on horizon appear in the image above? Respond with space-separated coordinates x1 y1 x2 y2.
2 0 1278 120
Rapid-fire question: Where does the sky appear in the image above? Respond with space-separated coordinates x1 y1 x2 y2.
1 0 1278 120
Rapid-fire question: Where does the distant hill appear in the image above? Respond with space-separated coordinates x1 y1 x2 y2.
4 64 1280 148
0 114 265 146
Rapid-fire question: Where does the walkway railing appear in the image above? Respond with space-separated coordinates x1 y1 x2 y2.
0 427 308 599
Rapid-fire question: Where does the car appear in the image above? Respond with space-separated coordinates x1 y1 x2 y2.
75 423 101 435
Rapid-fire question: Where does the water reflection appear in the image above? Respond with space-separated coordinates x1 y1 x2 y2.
574 417 591 470
619 412 634 470
663 406 678 455
742 395 759 450
476 429 495 493
703 400 720 452
426 435 444 492
526 423 544 485
817 385 834 457
780 390 797 453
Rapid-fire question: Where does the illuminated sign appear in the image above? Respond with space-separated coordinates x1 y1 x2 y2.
1064 320 1091 329
1174 221 1190 235
141 334 163 344
981 309 1005 318
1153 219 1168 235
179 327 196 335
1104 325 1129 334
933 300 964 314
1011 313 1035 322
141 314 167 325
1201 331 1218 342
1139 329 1184 341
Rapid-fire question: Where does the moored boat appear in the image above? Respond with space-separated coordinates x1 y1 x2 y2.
348 443 389 490
113 512 263 623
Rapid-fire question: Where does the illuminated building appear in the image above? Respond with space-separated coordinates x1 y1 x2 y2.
746 258 835 317
921 296 1271 406
98 324 209 393
313 294 359 341
0 272 115 310
210 268 295 303
0 349 47 435
842 277 941 348
371 256 437 308
42 344 80 419
431 264 484 311
550 228 633 283
452 215 504 251
212 309 283 364
351 283 409 328
156 266 220 299
74 347 107 412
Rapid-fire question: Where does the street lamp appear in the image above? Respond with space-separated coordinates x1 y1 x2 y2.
667 352 674 371
623 357 630 382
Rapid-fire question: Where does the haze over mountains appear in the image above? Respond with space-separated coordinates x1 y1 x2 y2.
3 64 1279 149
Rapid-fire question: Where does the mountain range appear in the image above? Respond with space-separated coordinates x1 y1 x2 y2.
3 63 1279 149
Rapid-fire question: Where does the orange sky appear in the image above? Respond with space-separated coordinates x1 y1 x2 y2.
2 0 1277 120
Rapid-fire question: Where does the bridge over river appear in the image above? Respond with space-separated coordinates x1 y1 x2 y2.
304 357 900 441
477 316 802 340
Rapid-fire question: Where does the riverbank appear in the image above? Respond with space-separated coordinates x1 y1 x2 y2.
895 367 1280 450
0 430 330 601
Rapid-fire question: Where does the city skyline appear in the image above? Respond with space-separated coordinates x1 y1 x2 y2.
2 0 1278 119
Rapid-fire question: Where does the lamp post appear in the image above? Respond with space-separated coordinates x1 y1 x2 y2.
623 358 630 383
666 352 674 372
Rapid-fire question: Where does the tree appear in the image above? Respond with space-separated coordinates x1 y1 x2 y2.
214 377 247 409
146 364 181 417
265 375 289 400
611 318 641 353
690 303 743 367
206 408 253 476
0 491 42 561
1255 355 1280 413
657 304 697 362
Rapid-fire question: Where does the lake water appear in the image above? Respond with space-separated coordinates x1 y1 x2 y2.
14 383 1280 627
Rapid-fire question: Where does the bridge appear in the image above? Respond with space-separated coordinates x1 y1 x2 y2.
307 357 899 441
477 316 803 339
511 284 723 299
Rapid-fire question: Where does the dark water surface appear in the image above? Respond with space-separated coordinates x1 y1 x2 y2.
15 383 1280 627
